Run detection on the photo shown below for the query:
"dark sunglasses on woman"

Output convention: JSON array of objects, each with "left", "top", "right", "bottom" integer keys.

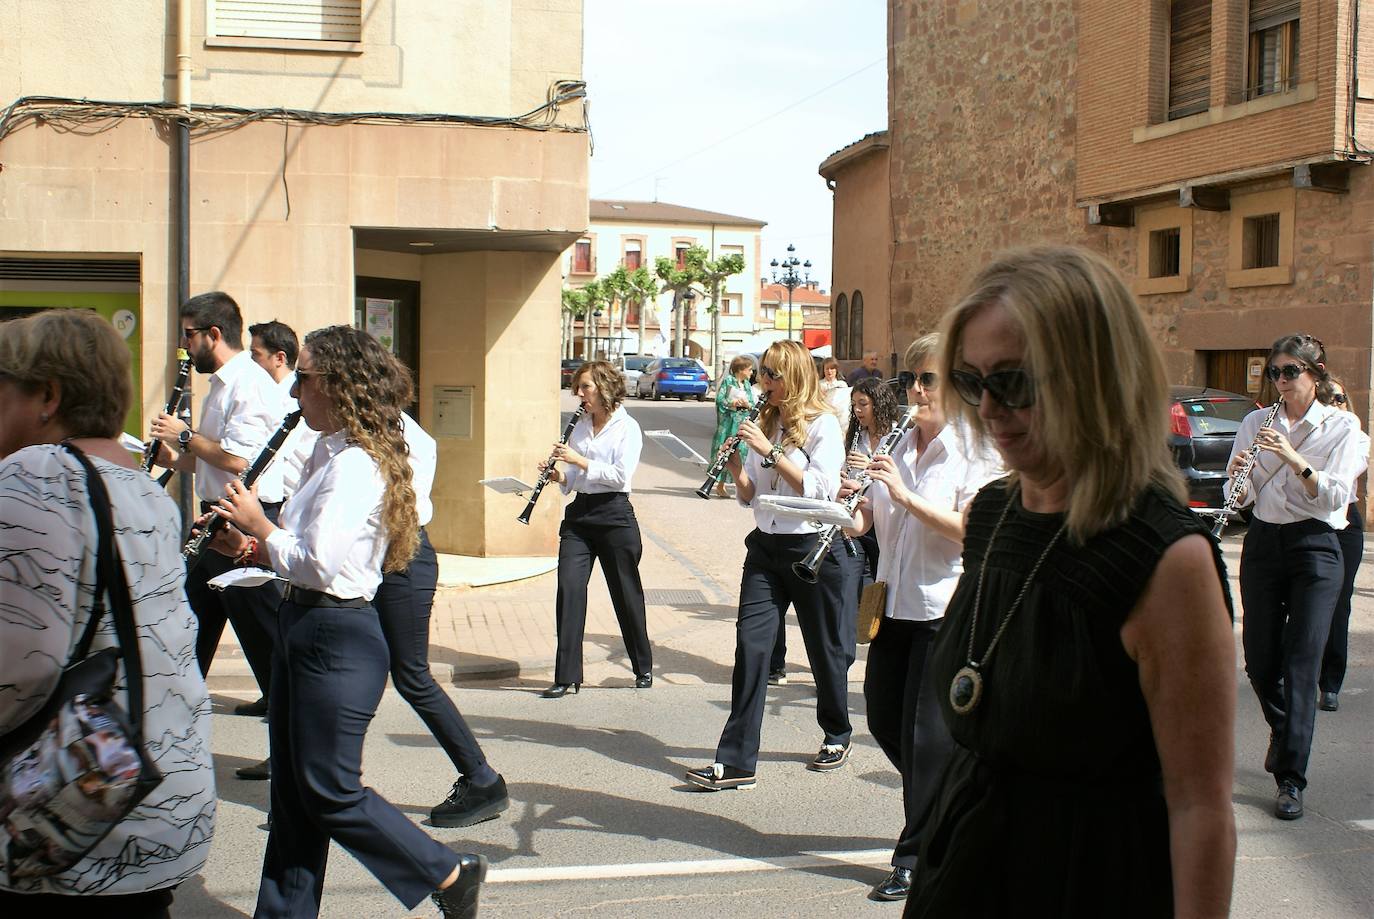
[
  {"left": 1265, "top": 363, "right": 1306, "bottom": 382},
  {"left": 894, "top": 371, "right": 939, "bottom": 391},
  {"left": 949, "top": 367, "right": 1036, "bottom": 410}
]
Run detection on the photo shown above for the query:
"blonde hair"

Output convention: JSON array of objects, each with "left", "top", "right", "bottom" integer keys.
[
  {"left": 303, "top": 326, "right": 418, "bottom": 573},
  {"left": 939, "top": 246, "right": 1184, "bottom": 542},
  {"left": 572, "top": 360, "right": 626, "bottom": 411},
  {"left": 760, "top": 339, "right": 832, "bottom": 451},
  {"left": 0, "top": 310, "right": 131, "bottom": 438},
  {"left": 904, "top": 333, "right": 940, "bottom": 371}
]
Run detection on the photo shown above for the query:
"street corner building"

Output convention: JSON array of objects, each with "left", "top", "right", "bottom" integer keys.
[
  {"left": 0, "top": 0, "right": 591, "bottom": 557},
  {"left": 823, "top": 0, "right": 1374, "bottom": 493}
]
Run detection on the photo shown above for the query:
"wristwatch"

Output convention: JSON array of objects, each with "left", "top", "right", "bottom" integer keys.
[
  {"left": 761, "top": 443, "right": 784, "bottom": 468},
  {"left": 177, "top": 428, "right": 195, "bottom": 449},
  {"left": 1300, "top": 465, "right": 1313, "bottom": 479}
]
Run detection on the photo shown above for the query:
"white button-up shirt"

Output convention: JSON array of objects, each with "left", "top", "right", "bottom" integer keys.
[
  {"left": 263, "top": 371, "right": 317, "bottom": 501},
  {"left": 870, "top": 423, "right": 1002, "bottom": 622},
  {"left": 404, "top": 413, "right": 437, "bottom": 527},
  {"left": 195, "top": 349, "right": 286, "bottom": 503},
  {"left": 559, "top": 406, "right": 643, "bottom": 495},
  {"left": 265, "top": 431, "right": 387, "bottom": 600},
  {"left": 740, "top": 410, "right": 844, "bottom": 534},
  {"left": 1225, "top": 399, "right": 1366, "bottom": 529}
]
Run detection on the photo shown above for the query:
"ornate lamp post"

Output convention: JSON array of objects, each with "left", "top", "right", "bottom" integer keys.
[{"left": 769, "top": 244, "right": 811, "bottom": 342}]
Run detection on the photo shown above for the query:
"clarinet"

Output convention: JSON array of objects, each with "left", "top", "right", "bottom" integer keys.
[
  {"left": 143, "top": 350, "right": 192, "bottom": 482},
  {"left": 517, "top": 405, "right": 587, "bottom": 525},
  {"left": 792, "top": 404, "right": 921, "bottom": 584},
  {"left": 1211, "top": 398, "right": 1283, "bottom": 540},
  {"left": 836, "top": 415, "right": 866, "bottom": 557},
  {"left": 696, "top": 395, "right": 767, "bottom": 499},
  {"left": 182, "top": 410, "right": 302, "bottom": 565}
]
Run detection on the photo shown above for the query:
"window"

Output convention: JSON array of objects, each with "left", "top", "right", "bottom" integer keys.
[
  {"left": 675, "top": 245, "right": 690, "bottom": 270},
  {"left": 209, "top": 0, "right": 362, "bottom": 43},
  {"left": 1168, "top": 0, "right": 1211, "bottom": 120},
  {"left": 848, "top": 291, "right": 864, "bottom": 360},
  {"left": 720, "top": 295, "right": 742, "bottom": 316},
  {"left": 572, "top": 239, "right": 592, "bottom": 274},
  {"left": 833, "top": 293, "right": 849, "bottom": 361},
  {"left": 624, "top": 239, "right": 642, "bottom": 270},
  {"left": 1243, "top": 213, "right": 1281, "bottom": 269},
  {"left": 1247, "top": 1, "right": 1299, "bottom": 99},
  {"left": 1149, "top": 227, "right": 1182, "bottom": 278}
]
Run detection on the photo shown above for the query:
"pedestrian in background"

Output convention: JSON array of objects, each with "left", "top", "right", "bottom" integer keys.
[
  {"left": 907, "top": 246, "right": 1236, "bottom": 918},
  {"left": 1317, "top": 375, "right": 1368, "bottom": 713},
  {"left": 845, "top": 350, "right": 883, "bottom": 387},
  {"left": 819, "top": 356, "right": 851, "bottom": 417},
  {"left": 710, "top": 355, "right": 757, "bottom": 498}
]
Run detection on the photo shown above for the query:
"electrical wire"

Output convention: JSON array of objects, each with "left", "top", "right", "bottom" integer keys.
[{"left": 0, "top": 81, "right": 589, "bottom": 144}]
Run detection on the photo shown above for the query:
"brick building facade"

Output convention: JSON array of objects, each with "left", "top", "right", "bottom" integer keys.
[{"left": 850, "top": 0, "right": 1373, "bottom": 422}]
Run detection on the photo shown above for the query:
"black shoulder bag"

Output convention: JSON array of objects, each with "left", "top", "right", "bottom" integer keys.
[{"left": 0, "top": 444, "right": 163, "bottom": 881}]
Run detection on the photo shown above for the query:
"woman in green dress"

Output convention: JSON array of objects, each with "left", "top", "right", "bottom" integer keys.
[{"left": 710, "top": 356, "right": 757, "bottom": 497}]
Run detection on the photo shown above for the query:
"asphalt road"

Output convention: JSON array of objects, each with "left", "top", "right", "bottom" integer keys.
[{"left": 179, "top": 396, "right": 1373, "bottom": 918}]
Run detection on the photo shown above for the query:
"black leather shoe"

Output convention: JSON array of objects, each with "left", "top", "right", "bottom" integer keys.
[
  {"left": 870, "top": 866, "right": 912, "bottom": 901},
  {"left": 635, "top": 673, "right": 653, "bottom": 689},
  {"left": 685, "top": 763, "right": 756, "bottom": 791},
  {"left": 432, "top": 775, "right": 510, "bottom": 828},
  {"left": 1319, "top": 691, "right": 1339, "bottom": 712},
  {"left": 431, "top": 853, "right": 488, "bottom": 919},
  {"left": 808, "top": 743, "right": 851, "bottom": 771},
  {"left": 234, "top": 696, "right": 269, "bottom": 717},
  {"left": 1275, "top": 781, "right": 1303, "bottom": 820},
  {"left": 541, "top": 682, "right": 580, "bottom": 699},
  {"left": 236, "top": 757, "right": 271, "bottom": 780}
]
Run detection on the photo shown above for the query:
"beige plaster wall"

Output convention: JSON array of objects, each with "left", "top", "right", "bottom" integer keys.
[
  {"left": 829, "top": 147, "right": 892, "bottom": 365},
  {"left": 0, "top": 0, "right": 584, "bottom": 119}
]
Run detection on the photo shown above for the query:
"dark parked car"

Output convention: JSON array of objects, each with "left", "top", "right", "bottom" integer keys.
[
  {"left": 560, "top": 358, "right": 583, "bottom": 389},
  {"left": 1169, "top": 386, "right": 1259, "bottom": 512},
  {"left": 635, "top": 357, "right": 709, "bottom": 401}
]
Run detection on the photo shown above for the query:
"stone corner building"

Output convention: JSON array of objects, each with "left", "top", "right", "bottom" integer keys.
[{"left": 834, "top": 0, "right": 1372, "bottom": 426}]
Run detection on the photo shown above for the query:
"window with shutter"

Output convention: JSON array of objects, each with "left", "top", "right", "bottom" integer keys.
[
  {"left": 1167, "top": 0, "right": 1211, "bottom": 121},
  {"left": 848, "top": 291, "right": 864, "bottom": 360},
  {"left": 210, "top": 1, "right": 363, "bottom": 43},
  {"left": 1246, "top": 0, "right": 1300, "bottom": 99},
  {"left": 833, "top": 293, "right": 849, "bottom": 361}
]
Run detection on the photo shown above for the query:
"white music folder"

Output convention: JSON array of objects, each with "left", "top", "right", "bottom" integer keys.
[
  {"left": 208, "top": 567, "right": 285, "bottom": 590},
  {"left": 480, "top": 476, "right": 536, "bottom": 495},
  {"left": 644, "top": 430, "right": 709, "bottom": 466},
  {"left": 756, "top": 495, "right": 856, "bottom": 529}
]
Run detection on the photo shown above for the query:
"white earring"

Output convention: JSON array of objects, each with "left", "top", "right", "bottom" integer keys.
[{"left": 38, "top": 412, "right": 50, "bottom": 423}]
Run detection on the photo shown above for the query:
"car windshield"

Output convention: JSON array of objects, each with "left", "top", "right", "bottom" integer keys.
[
  {"left": 1180, "top": 398, "right": 1254, "bottom": 436},
  {"left": 625, "top": 357, "right": 649, "bottom": 370}
]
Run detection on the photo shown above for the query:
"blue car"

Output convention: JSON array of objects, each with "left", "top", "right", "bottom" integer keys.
[{"left": 635, "top": 358, "right": 709, "bottom": 401}]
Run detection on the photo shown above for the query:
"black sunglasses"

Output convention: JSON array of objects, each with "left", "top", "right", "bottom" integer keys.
[
  {"left": 181, "top": 326, "right": 211, "bottom": 340},
  {"left": 949, "top": 367, "right": 1036, "bottom": 410},
  {"left": 889, "top": 372, "right": 939, "bottom": 390},
  {"left": 758, "top": 365, "right": 782, "bottom": 381},
  {"left": 1266, "top": 363, "right": 1306, "bottom": 382}
]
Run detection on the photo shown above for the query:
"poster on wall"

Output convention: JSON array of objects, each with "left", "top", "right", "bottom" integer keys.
[{"left": 365, "top": 298, "right": 397, "bottom": 354}]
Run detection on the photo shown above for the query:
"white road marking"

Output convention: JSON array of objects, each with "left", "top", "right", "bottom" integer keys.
[
  {"left": 1348, "top": 819, "right": 1374, "bottom": 832},
  {"left": 487, "top": 849, "right": 892, "bottom": 884}
]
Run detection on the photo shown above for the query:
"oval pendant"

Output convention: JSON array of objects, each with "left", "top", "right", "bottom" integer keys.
[{"left": 949, "top": 666, "right": 983, "bottom": 715}]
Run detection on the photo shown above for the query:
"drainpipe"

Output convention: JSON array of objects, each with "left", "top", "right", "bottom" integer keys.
[{"left": 175, "top": 0, "right": 194, "bottom": 531}]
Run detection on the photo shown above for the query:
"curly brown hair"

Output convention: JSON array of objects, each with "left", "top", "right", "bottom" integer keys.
[
  {"left": 302, "top": 325, "right": 418, "bottom": 573},
  {"left": 572, "top": 360, "right": 626, "bottom": 412}
]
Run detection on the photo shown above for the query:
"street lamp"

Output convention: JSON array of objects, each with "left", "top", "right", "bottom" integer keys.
[
  {"left": 678, "top": 288, "right": 696, "bottom": 357},
  {"left": 770, "top": 244, "right": 811, "bottom": 343}
]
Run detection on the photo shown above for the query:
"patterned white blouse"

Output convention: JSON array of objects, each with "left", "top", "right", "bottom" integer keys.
[{"left": 0, "top": 445, "right": 216, "bottom": 895}]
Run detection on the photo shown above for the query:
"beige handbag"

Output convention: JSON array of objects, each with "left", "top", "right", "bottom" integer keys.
[{"left": 857, "top": 580, "right": 887, "bottom": 644}]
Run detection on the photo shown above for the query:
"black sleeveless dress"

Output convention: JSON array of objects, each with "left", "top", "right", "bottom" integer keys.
[{"left": 905, "top": 479, "right": 1231, "bottom": 919}]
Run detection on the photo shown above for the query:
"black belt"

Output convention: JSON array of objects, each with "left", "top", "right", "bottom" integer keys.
[{"left": 281, "top": 584, "right": 369, "bottom": 608}]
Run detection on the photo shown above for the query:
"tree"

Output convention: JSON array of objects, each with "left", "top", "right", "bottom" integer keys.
[
  {"left": 654, "top": 246, "right": 711, "bottom": 358},
  {"left": 579, "top": 278, "right": 610, "bottom": 360},
  {"left": 627, "top": 266, "right": 657, "bottom": 355},
  {"left": 697, "top": 252, "right": 746, "bottom": 378},
  {"left": 603, "top": 265, "right": 634, "bottom": 368},
  {"left": 561, "top": 286, "right": 588, "bottom": 359}
]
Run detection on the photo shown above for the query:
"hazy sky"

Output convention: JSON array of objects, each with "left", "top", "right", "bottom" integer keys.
[{"left": 583, "top": 0, "right": 888, "bottom": 291}]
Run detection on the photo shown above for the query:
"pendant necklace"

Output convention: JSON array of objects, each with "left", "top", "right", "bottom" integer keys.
[{"left": 949, "top": 486, "right": 1066, "bottom": 716}]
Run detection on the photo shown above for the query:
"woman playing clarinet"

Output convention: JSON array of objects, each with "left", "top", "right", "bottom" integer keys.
[
  {"left": 686, "top": 339, "right": 851, "bottom": 790},
  {"left": 538, "top": 360, "right": 652, "bottom": 699}
]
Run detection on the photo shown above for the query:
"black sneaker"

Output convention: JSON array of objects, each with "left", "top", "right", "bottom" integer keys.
[
  {"left": 432, "top": 775, "right": 510, "bottom": 828},
  {"left": 809, "top": 743, "right": 850, "bottom": 771},
  {"left": 685, "top": 763, "right": 756, "bottom": 791},
  {"left": 431, "top": 853, "right": 488, "bottom": 919},
  {"left": 234, "top": 696, "right": 269, "bottom": 717},
  {"left": 767, "top": 669, "right": 787, "bottom": 685}
]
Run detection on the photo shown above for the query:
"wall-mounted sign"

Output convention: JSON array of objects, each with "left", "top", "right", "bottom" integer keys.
[
  {"left": 433, "top": 385, "right": 473, "bottom": 439},
  {"left": 1247, "top": 356, "right": 1264, "bottom": 394}
]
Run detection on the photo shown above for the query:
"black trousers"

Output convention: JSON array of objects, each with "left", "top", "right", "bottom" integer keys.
[
  {"left": 256, "top": 598, "right": 458, "bottom": 918},
  {"left": 373, "top": 528, "right": 491, "bottom": 778},
  {"left": 1240, "top": 518, "right": 1343, "bottom": 789},
  {"left": 186, "top": 501, "right": 282, "bottom": 693},
  {"left": 1320, "top": 504, "right": 1364, "bottom": 695},
  {"left": 716, "top": 529, "right": 854, "bottom": 773},
  {"left": 770, "top": 529, "right": 874, "bottom": 673},
  {"left": 554, "top": 496, "right": 652, "bottom": 685},
  {"left": 863, "top": 617, "right": 951, "bottom": 868}
]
